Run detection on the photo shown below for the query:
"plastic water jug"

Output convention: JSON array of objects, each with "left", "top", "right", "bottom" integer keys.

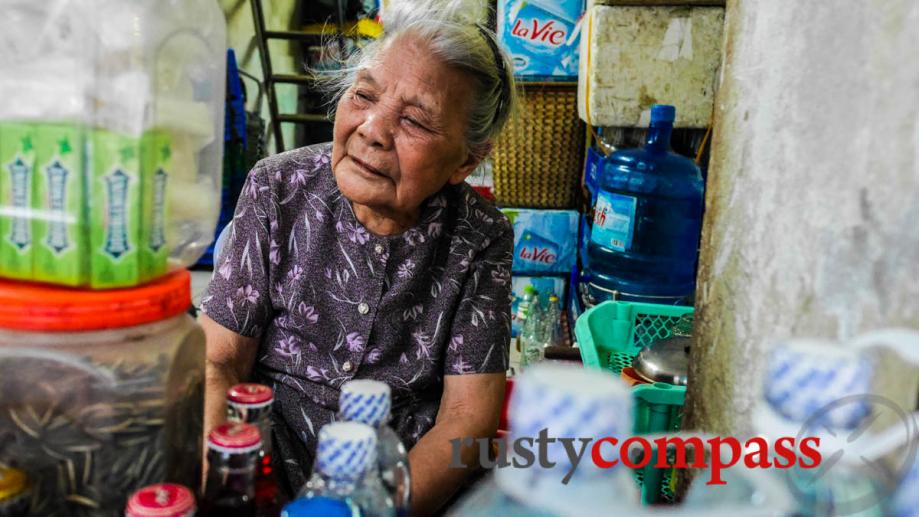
[{"left": 587, "top": 104, "right": 704, "bottom": 300}]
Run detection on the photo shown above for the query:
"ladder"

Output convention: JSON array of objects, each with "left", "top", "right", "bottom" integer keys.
[{"left": 250, "top": 0, "right": 346, "bottom": 153}]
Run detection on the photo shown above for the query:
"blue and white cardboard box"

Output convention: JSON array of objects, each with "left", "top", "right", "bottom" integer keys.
[
  {"left": 497, "top": 0, "right": 584, "bottom": 79},
  {"left": 501, "top": 208, "right": 578, "bottom": 275}
]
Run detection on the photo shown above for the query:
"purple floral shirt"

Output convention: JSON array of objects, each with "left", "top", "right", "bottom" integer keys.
[{"left": 201, "top": 143, "right": 512, "bottom": 494}]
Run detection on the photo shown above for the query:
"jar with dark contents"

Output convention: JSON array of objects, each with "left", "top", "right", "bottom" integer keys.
[
  {"left": 0, "top": 271, "right": 204, "bottom": 516},
  {"left": 226, "top": 383, "right": 280, "bottom": 516}
]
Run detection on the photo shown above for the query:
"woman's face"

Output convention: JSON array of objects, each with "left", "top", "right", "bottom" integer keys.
[{"left": 332, "top": 36, "right": 480, "bottom": 222}]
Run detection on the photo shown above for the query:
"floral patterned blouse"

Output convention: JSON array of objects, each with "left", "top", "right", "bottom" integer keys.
[{"left": 201, "top": 143, "right": 513, "bottom": 495}]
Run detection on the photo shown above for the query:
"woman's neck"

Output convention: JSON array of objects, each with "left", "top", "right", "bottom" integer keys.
[{"left": 352, "top": 202, "right": 420, "bottom": 236}]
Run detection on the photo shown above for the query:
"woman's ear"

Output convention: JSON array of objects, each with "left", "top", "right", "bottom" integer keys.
[{"left": 448, "top": 142, "right": 493, "bottom": 185}]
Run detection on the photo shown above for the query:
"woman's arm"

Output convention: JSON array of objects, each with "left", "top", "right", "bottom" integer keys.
[
  {"left": 201, "top": 314, "right": 261, "bottom": 437},
  {"left": 407, "top": 371, "right": 506, "bottom": 516}
]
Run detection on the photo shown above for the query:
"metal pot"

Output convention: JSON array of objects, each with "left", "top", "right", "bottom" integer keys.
[{"left": 631, "top": 335, "right": 691, "bottom": 386}]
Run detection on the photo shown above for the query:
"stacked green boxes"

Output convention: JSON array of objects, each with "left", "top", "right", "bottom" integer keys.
[
  {"left": 139, "top": 129, "right": 171, "bottom": 283},
  {"left": 89, "top": 129, "right": 142, "bottom": 288},
  {"left": 0, "top": 123, "right": 36, "bottom": 280},
  {"left": 33, "top": 124, "right": 88, "bottom": 286},
  {"left": 1, "top": 124, "right": 174, "bottom": 288}
]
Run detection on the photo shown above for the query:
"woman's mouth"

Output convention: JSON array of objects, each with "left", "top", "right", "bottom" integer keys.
[{"left": 350, "top": 156, "right": 387, "bottom": 179}]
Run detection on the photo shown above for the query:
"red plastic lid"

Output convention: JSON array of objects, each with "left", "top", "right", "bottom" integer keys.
[
  {"left": 208, "top": 422, "right": 262, "bottom": 453},
  {"left": 125, "top": 483, "right": 196, "bottom": 517},
  {"left": 0, "top": 270, "right": 191, "bottom": 332},
  {"left": 227, "top": 383, "right": 274, "bottom": 406}
]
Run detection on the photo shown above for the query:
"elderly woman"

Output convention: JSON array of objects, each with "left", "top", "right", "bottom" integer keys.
[{"left": 200, "top": 3, "right": 516, "bottom": 514}]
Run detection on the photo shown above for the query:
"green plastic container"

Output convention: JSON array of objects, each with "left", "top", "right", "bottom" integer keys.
[{"left": 575, "top": 300, "right": 694, "bottom": 504}]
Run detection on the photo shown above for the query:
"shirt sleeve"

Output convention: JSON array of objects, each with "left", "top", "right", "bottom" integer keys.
[
  {"left": 200, "top": 164, "right": 274, "bottom": 338},
  {"left": 444, "top": 225, "right": 513, "bottom": 375}
]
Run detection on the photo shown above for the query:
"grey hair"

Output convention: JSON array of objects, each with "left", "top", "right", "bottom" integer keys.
[{"left": 315, "top": 0, "right": 517, "bottom": 155}]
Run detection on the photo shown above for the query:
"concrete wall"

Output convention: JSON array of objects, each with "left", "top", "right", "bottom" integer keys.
[{"left": 687, "top": 0, "right": 919, "bottom": 435}]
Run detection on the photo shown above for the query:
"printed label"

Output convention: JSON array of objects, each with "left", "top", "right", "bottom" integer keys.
[
  {"left": 149, "top": 168, "right": 167, "bottom": 252},
  {"left": 7, "top": 157, "right": 31, "bottom": 250},
  {"left": 104, "top": 169, "right": 131, "bottom": 259},
  {"left": 591, "top": 192, "right": 637, "bottom": 252},
  {"left": 516, "top": 230, "right": 559, "bottom": 266},
  {"left": 511, "top": 17, "right": 568, "bottom": 47},
  {"left": 45, "top": 160, "right": 70, "bottom": 253}
]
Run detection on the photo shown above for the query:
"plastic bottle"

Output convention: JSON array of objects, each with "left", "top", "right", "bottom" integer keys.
[
  {"left": 338, "top": 380, "right": 411, "bottom": 516},
  {"left": 587, "top": 104, "right": 704, "bottom": 302},
  {"left": 296, "top": 422, "right": 394, "bottom": 517},
  {"left": 447, "top": 362, "right": 638, "bottom": 516},
  {"left": 514, "top": 285, "right": 538, "bottom": 328},
  {"left": 519, "top": 292, "right": 544, "bottom": 368},
  {"left": 544, "top": 294, "right": 561, "bottom": 347}
]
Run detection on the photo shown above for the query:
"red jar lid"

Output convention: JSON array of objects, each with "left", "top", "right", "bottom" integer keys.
[
  {"left": 227, "top": 383, "right": 274, "bottom": 406},
  {"left": 208, "top": 422, "right": 262, "bottom": 453},
  {"left": 0, "top": 270, "right": 191, "bottom": 332},
  {"left": 125, "top": 483, "right": 196, "bottom": 517}
]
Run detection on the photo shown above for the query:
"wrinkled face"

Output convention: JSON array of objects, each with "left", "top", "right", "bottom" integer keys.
[{"left": 331, "top": 36, "right": 480, "bottom": 221}]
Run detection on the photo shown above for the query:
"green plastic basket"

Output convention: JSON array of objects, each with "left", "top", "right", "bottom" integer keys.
[{"left": 575, "top": 300, "right": 694, "bottom": 505}]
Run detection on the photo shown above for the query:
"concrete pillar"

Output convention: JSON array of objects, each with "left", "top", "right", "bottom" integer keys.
[{"left": 687, "top": 0, "right": 919, "bottom": 436}]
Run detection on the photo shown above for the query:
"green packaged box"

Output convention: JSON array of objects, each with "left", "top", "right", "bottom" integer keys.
[
  {"left": 0, "top": 123, "right": 36, "bottom": 280},
  {"left": 90, "top": 129, "right": 141, "bottom": 288},
  {"left": 33, "top": 124, "right": 88, "bottom": 286},
  {"left": 140, "top": 129, "right": 171, "bottom": 283}
]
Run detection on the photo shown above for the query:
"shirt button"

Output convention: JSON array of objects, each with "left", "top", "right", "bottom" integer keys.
[
  {"left": 374, "top": 244, "right": 384, "bottom": 254},
  {"left": 343, "top": 360, "right": 353, "bottom": 372},
  {"left": 358, "top": 302, "right": 370, "bottom": 315}
]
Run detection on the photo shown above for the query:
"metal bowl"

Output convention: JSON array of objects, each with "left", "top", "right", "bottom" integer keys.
[{"left": 631, "top": 335, "right": 691, "bottom": 386}]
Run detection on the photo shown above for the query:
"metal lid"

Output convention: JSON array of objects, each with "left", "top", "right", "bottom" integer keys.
[
  {"left": 227, "top": 383, "right": 274, "bottom": 407},
  {"left": 632, "top": 336, "right": 691, "bottom": 386},
  {"left": 207, "top": 422, "right": 262, "bottom": 454},
  {"left": 125, "top": 483, "right": 196, "bottom": 517}
]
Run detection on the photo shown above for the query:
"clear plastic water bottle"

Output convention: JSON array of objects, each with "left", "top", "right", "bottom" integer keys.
[
  {"left": 449, "top": 362, "right": 638, "bottom": 516},
  {"left": 339, "top": 380, "right": 411, "bottom": 516},
  {"left": 543, "top": 294, "right": 562, "bottom": 347},
  {"left": 295, "top": 422, "right": 394, "bottom": 517},
  {"left": 515, "top": 285, "right": 538, "bottom": 328},
  {"left": 587, "top": 104, "right": 704, "bottom": 302},
  {"left": 520, "top": 293, "right": 545, "bottom": 368}
]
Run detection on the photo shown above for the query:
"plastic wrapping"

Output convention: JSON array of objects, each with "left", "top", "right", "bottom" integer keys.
[{"left": 0, "top": 0, "right": 226, "bottom": 288}]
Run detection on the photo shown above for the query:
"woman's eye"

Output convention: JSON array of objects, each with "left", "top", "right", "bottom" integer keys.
[
  {"left": 402, "top": 117, "right": 426, "bottom": 130},
  {"left": 354, "top": 91, "right": 372, "bottom": 102}
]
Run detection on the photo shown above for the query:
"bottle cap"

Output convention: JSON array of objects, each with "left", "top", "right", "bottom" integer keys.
[
  {"left": 0, "top": 467, "right": 27, "bottom": 502},
  {"left": 316, "top": 422, "right": 377, "bottom": 483},
  {"left": 502, "top": 362, "right": 632, "bottom": 478},
  {"left": 523, "top": 285, "right": 538, "bottom": 295},
  {"left": 227, "top": 383, "right": 274, "bottom": 408},
  {"left": 650, "top": 104, "right": 676, "bottom": 124},
  {"left": 281, "top": 497, "right": 352, "bottom": 517},
  {"left": 339, "top": 379, "right": 391, "bottom": 427},
  {"left": 125, "top": 483, "right": 196, "bottom": 517},
  {"left": 764, "top": 340, "right": 874, "bottom": 429},
  {"left": 207, "top": 422, "right": 262, "bottom": 454}
]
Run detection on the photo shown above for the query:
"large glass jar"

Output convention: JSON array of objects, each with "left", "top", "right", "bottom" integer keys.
[
  {"left": 0, "top": 0, "right": 226, "bottom": 288},
  {"left": 0, "top": 270, "right": 204, "bottom": 516}
]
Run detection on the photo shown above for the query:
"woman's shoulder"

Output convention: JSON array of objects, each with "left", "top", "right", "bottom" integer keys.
[
  {"left": 248, "top": 142, "right": 335, "bottom": 192},
  {"left": 444, "top": 182, "right": 513, "bottom": 246}
]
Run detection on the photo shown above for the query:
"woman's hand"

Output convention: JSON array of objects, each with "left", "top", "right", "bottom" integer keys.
[
  {"left": 407, "top": 372, "right": 505, "bottom": 516},
  {"left": 199, "top": 314, "right": 260, "bottom": 486}
]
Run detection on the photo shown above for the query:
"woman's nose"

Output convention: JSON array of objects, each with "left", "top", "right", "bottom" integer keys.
[{"left": 356, "top": 110, "right": 394, "bottom": 150}]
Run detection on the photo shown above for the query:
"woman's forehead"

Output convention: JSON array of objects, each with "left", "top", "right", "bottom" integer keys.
[{"left": 357, "top": 39, "right": 473, "bottom": 116}]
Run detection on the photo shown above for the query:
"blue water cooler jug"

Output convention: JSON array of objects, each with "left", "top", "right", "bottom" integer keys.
[{"left": 586, "top": 104, "right": 704, "bottom": 302}]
